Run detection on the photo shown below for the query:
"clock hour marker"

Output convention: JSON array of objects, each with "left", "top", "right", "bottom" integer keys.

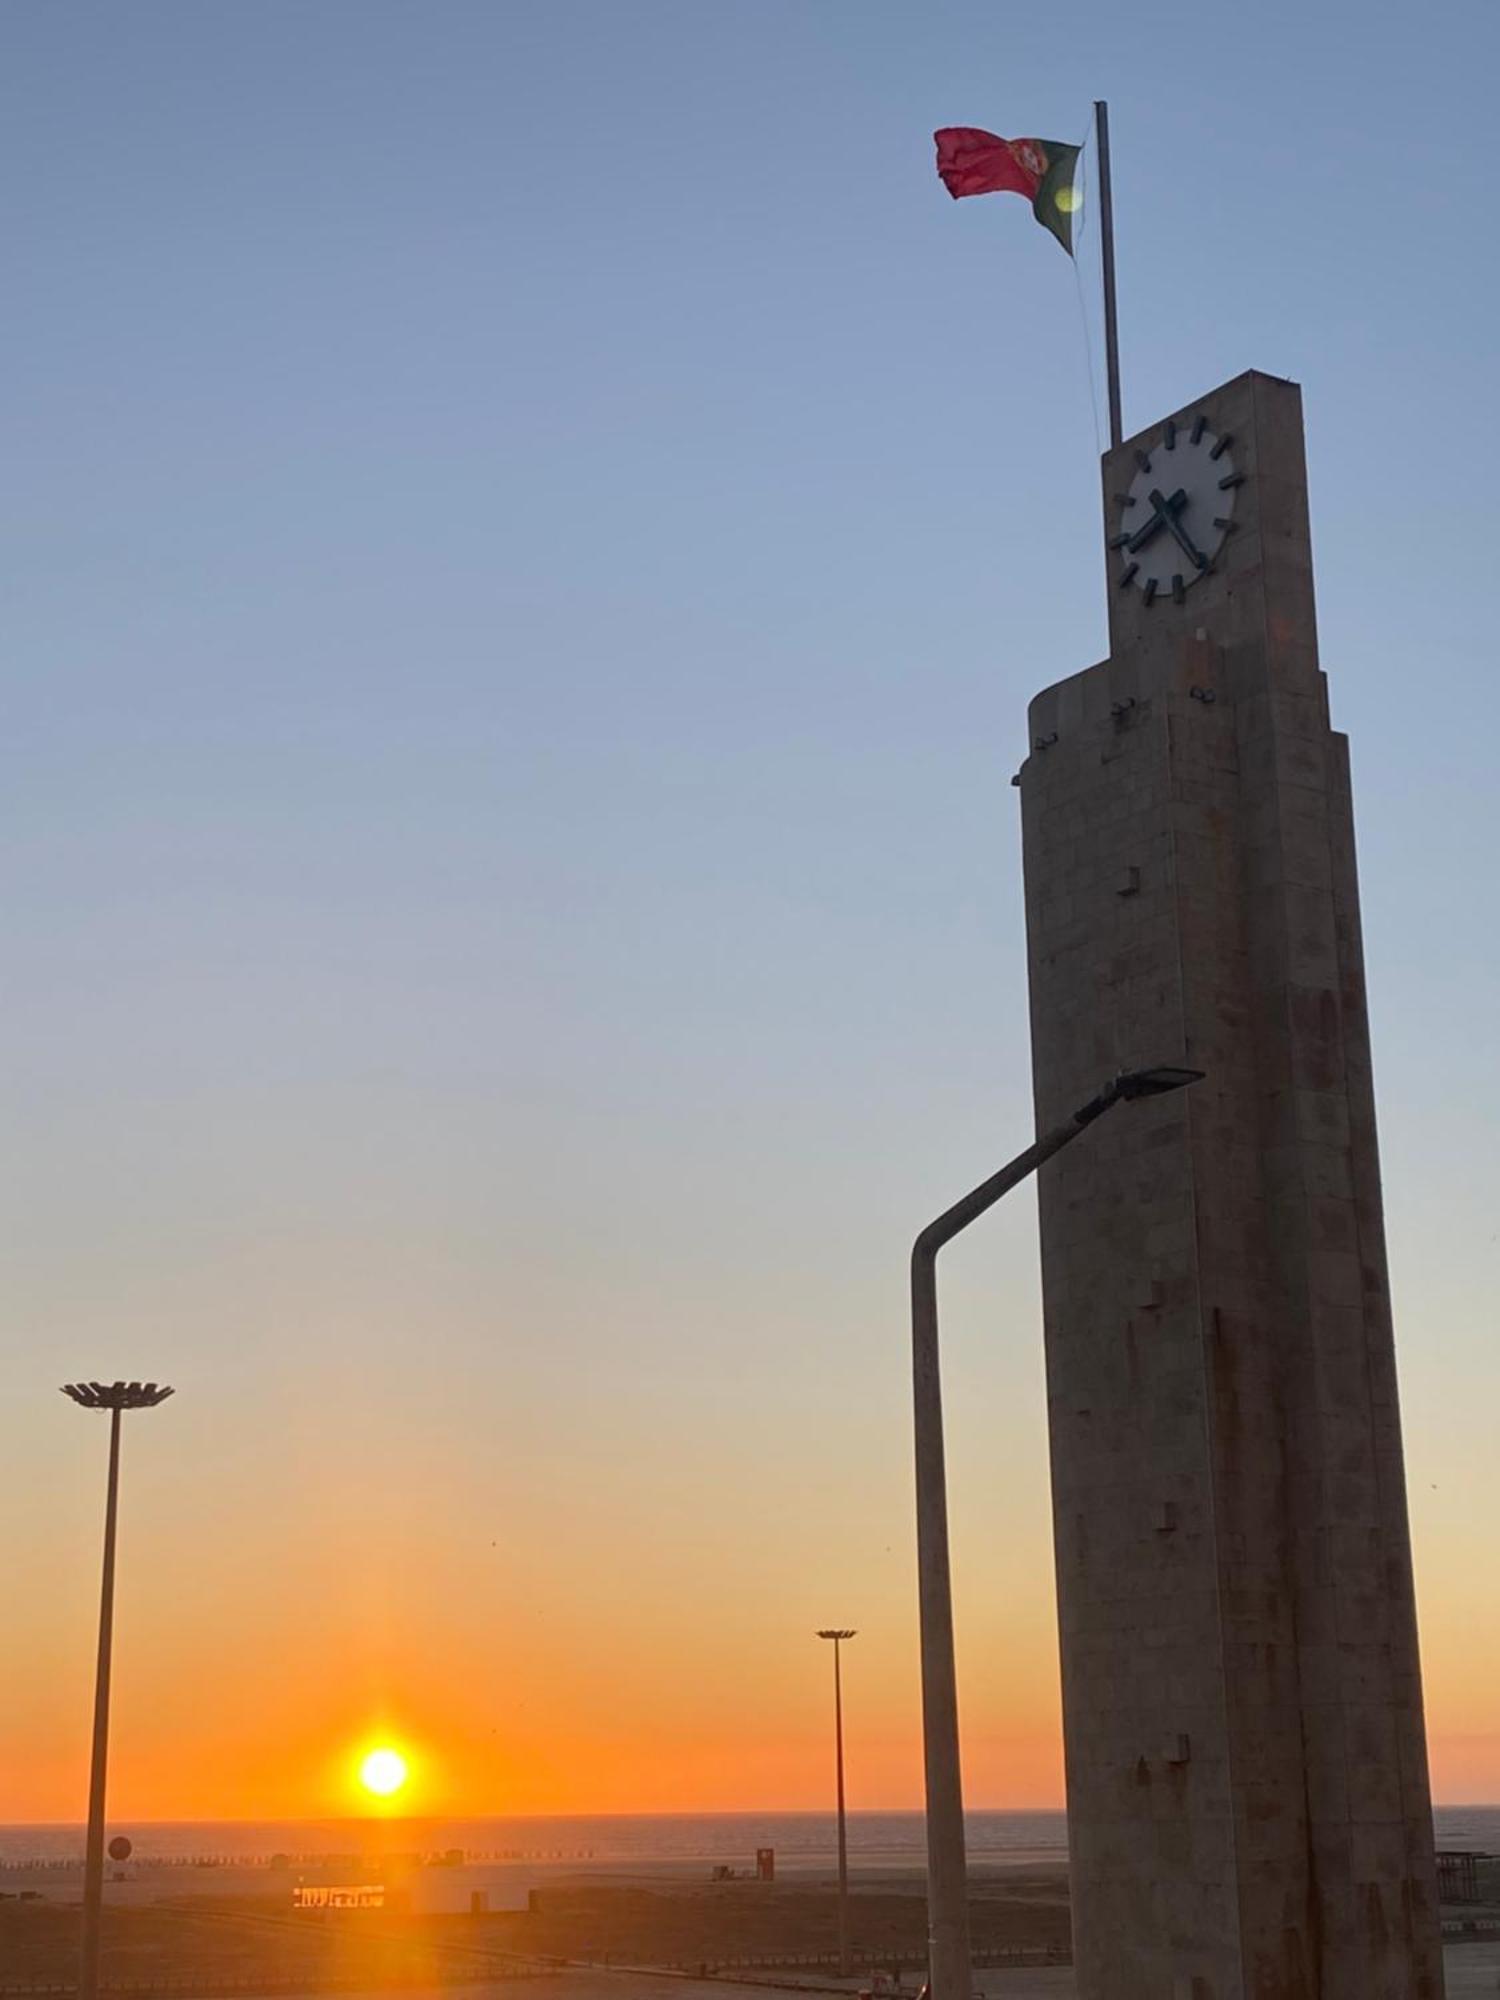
[
  {"left": 1209, "top": 433, "right": 1233, "bottom": 460},
  {"left": 1143, "top": 577, "right": 1158, "bottom": 605},
  {"left": 1113, "top": 492, "right": 1137, "bottom": 508},
  {"left": 1108, "top": 531, "right": 1132, "bottom": 549},
  {"left": 1118, "top": 561, "right": 1139, "bottom": 587},
  {"left": 1191, "top": 414, "right": 1207, "bottom": 444},
  {"left": 1213, "top": 516, "right": 1237, "bottom": 532},
  {"left": 1163, "top": 420, "right": 1177, "bottom": 450},
  {"left": 1172, "top": 574, "right": 1186, "bottom": 604},
  {"left": 1135, "top": 449, "right": 1152, "bottom": 473},
  {"left": 1217, "top": 473, "right": 1245, "bottom": 491}
]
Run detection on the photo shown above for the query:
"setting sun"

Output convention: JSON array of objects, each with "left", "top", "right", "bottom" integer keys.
[{"left": 358, "top": 1747, "right": 408, "bottom": 1799}]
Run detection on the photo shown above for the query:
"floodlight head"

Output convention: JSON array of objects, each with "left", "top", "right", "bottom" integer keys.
[
  {"left": 61, "top": 1381, "right": 175, "bottom": 1411},
  {"left": 1114, "top": 1065, "right": 1206, "bottom": 1101},
  {"left": 817, "top": 1629, "right": 857, "bottom": 1641}
]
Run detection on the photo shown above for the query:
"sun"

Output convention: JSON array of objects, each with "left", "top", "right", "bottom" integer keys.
[{"left": 358, "top": 1747, "right": 409, "bottom": 1799}]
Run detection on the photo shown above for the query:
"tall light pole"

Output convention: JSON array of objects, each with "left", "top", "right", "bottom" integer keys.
[
  {"left": 816, "top": 1628, "right": 856, "bottom": 1976},
  {"left": 911, "top": 1066, "right": 1202, "bottom": 2000},
  {"left": 62, "top": 1380, "right": 175, "bottom": 2000}
]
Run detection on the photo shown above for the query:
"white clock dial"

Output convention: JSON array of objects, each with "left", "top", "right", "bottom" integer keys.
[{"left": 1111, "top": 415, "right": 1242, "bottom": 604}]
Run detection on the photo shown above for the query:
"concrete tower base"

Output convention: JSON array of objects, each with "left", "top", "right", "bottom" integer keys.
[{"left": 1019, "top": 373, "right": 1443, "bottom": 1998}]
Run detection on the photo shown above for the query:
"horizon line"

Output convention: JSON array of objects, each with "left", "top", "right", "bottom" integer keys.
[{"left": 4, "top": 1801, "right": 1495, "bottom": 1830}]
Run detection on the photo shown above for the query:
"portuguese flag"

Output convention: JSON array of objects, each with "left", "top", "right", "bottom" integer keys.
[{"left": 934, "top": 128, "right": 1081, "bottom": 255}]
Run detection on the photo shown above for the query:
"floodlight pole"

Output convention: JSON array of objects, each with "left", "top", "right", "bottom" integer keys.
[
  {"left": 817, "top": 1629, "right": 856, "bottom": 1975},
  {"left": 912, "top": 1068, "right": 1201, "bottom": 2000},
  {"left": 80, "top": 1402, "right": 123, "bottom": 2000},
  {"left": 62, "top": 1382, "right": 175, "bottom": 2000}
]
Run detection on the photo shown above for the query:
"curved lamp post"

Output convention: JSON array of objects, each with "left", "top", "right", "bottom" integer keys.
[
  {"left": 912, "top": 1067, "right": 1202, "bottom": 2000},
  {"left": 816, "top": 1628, "right": 856, "bottom": 1974},
  {"left": 61, "top": 1381, "right": 175, "bottom": 2000}
]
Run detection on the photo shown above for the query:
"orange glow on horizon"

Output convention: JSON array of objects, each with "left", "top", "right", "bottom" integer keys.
[{"left": 5, "top": 1370, "right": 1496, "bottom": 1822}]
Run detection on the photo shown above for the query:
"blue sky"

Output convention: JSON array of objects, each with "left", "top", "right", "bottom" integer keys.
[{"left": 3, "top": 0, "right": 1498, "bottom": 1813}]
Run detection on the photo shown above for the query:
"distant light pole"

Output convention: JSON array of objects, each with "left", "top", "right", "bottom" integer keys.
[
  {"left": 912, "top": 1067, "right": 1203, "bottom": 2000},
  {"left": 62, "top": 1380, "right": 175, "bottom": 2000},
  {"left": 816, "top": 1628, "right": 856, "bottom": 1976}
]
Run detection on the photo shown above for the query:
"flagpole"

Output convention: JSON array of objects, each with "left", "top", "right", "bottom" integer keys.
[{"left": 1094, "top": 100, "right": 1123, "bottom": 449}]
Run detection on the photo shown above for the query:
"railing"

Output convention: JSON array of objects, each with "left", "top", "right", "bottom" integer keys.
[
  {"left": 0, "top": 1973, "right": 553, "bottom": 1998},
  {"left": 0, "top": 1851, "right": 595, "bottom": 1875},
  {"left": 648, "top": 1945, "right": 1071, "bottom": 1974},
  {"left": 1442, "top": 1915, "right": 1500, "bottom": 1939}
]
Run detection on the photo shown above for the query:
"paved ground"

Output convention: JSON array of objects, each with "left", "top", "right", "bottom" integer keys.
[
  {"left": 539, "top": 1944, "right": 1500, "bottom": 1999},
  {"left": 71, "top": 1942, "right": 1496, "bottom": 2000},
  {"left": 959, "top": 1943, "right": 1500, "bottom": 1998},
  {"left": 1446, "top": 1941, "right": 1500, "bottom": 1996},
  {"left": 958, "top": 1943, "right": 1500, "bottom": 1997},
  {"left": 212, "top": 1980, "right": 1076, "bottom": 2000}
]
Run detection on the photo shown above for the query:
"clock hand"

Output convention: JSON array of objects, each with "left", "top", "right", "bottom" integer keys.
[
  {"left": 1148, "top": 486, "right": 1208, "bottom": 571},
  {"left": 1125, "top": 486, "right": 1189, "bottom": 555}
]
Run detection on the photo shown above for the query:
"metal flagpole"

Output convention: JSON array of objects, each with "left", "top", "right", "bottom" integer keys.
[{"left": 1094, "top": 100, "right": 1123, "bottom": 449}]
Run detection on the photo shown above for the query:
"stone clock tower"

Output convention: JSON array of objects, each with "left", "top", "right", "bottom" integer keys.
[{"left": 1017, "top": 372, "right": 1444, "bottom": 1998}]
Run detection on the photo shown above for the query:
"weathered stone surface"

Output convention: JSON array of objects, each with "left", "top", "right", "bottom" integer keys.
[{"left": 1019, "top": 373, "right": 1443, "bottom": 1998}]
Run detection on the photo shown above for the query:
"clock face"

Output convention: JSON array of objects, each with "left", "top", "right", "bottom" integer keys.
[{"left": 1111, "top": 415, "right": 1243, "bottom": 604}]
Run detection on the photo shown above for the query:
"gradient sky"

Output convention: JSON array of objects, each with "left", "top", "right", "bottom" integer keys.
[{"left": 3, "top": 0, "right": 1497, "bottom": 1824}]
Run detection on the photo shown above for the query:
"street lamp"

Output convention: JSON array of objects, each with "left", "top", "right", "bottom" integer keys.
[
  {"left": 816, "top": 1628, "right": 856, "bottom": 1976},
  {"left": 911, "top": 1066, "right": 1202, "bottom": 2000},
  {"left": 61, "top": 1380, "right": 175, "bottom": 2000}
]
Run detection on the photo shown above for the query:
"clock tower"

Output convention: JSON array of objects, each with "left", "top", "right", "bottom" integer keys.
[{"left": 1017, "top": 372, "right": 1445, "bottom": 1997}]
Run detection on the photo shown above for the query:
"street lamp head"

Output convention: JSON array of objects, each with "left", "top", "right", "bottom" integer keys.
[
  {"left": 817, "top": 1629, "right": 857, "bottom": 1641},
  {"left": 1114, "top": 1065, "right": 1205, "bottom": 1101},
  {"left": 61, "top": 1382, "right": 175, "bottom": 1411},
  {"left": 1073, "top": 1066, "right": 1204, "bottom": 1129}
]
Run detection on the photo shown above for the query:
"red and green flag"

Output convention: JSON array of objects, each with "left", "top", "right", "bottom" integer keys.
[{"left": 934, "top": 128, "right": 1081, "bottom": 254}]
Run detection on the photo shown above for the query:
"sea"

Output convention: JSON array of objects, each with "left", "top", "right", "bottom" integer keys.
[{"left": 2, "top": 1808, "right": 1497, "bottom": 1870}]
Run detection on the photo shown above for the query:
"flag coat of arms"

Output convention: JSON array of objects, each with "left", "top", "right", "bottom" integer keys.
[{"left": 934, "top": 127, "right": 1081, "bottom": 254}]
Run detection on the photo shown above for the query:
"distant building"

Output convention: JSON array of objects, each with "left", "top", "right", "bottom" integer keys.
[{"left": 293, "top": 1884, "right": 385, "bottom": 1910}]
